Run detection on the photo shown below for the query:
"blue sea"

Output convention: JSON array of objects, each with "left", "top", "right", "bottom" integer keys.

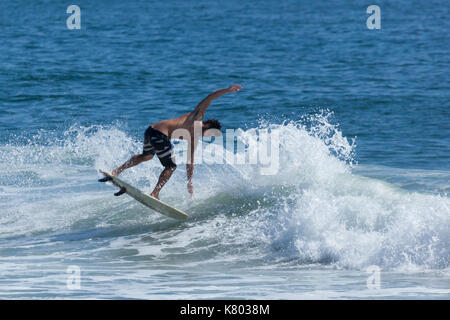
[{"left": 0, "top": 0, "right": 449, "bottom": 299}]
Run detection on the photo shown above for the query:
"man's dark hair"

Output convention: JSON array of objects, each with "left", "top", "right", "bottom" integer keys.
[{"left": 203, "top": 119, "right": 222, "bottom": 131}]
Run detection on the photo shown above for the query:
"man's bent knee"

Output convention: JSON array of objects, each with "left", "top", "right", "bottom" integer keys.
[
  {"left": 135, "top": 153, "right": 153, "bottom": 161},
  {"left": 141, "top": 154, "right": 154, "bottom": 161}
]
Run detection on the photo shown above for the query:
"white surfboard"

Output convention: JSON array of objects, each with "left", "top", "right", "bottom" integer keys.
[{"left": 98, "top": 170, "right": 188, "bottom": 220}]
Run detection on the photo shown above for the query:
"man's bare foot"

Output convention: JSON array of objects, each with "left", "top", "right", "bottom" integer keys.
[
  {"left": 111, "top": 169, "right": 121, "bottom": 177},
  {"left": 150, "top": 192, "right": 159, "bottom": 200}
]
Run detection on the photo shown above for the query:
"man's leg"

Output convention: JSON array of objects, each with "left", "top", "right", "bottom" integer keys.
[
  {"left": 150, "top": 166, "right": 176, "bottom": 199},
  {"left": 112, "top": 154, "right": 154, "bottom": 176}
]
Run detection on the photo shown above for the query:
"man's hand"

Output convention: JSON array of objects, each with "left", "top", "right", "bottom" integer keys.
[
  {"left": 228, "top": 84, "right": 243, "bottom": 92},
  {"left": 189, "top": 85, "right": 243, "bottom": 122},
  {"left": 187, "top": 181, "right": 194, "bottom": 197}
]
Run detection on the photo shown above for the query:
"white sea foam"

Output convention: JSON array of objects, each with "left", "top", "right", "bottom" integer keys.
[{"left": 0, "top": 114, "right": 448, "bottom": 274}]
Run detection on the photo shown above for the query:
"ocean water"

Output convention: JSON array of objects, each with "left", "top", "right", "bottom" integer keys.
[{"left": 0, "top": 0, "right": 449, "bottom": 299}]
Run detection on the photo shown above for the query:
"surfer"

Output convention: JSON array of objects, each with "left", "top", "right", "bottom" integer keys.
[{"left": 111, "top": 84, "right": 243, "bottom": 199}]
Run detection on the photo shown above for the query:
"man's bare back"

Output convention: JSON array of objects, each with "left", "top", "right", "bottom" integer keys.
[
  {"left": 151, "top": 113, "right": 190, "bottom": 137},
  {"left": 111, "top": 84, "right": 242, "bottom": 199}
]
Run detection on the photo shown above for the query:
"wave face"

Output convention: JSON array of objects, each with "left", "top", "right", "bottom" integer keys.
[{"left": 0, "top": 113, "right": 449, "bottom": 273}]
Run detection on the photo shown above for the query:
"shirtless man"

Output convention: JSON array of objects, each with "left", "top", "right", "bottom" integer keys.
[{"left": 111, "top": 84, "right": 243, "bottom": 199}]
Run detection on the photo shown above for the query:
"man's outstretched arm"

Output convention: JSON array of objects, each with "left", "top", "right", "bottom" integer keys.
[{"left": 188, "top": 84, "right": 242, "bottom": 121}]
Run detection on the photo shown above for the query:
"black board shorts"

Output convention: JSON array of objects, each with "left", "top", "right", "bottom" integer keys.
[{"left": 143, "top": 127, "right": 177, "bottom": 168}]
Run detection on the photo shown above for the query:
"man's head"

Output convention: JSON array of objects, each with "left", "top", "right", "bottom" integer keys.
[{"left": 202, "top": 119, "right": 222, "bottom": 137}]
